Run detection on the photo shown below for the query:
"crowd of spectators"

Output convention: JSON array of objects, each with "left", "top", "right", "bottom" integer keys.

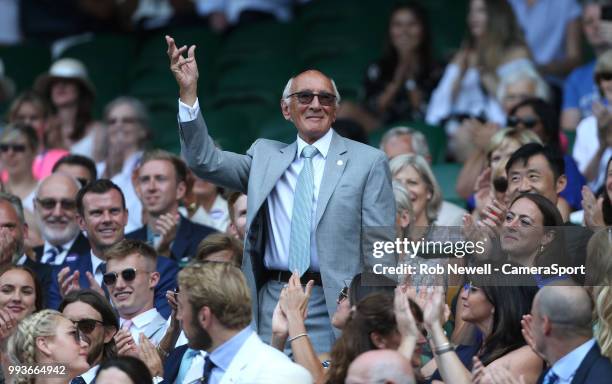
[{"left": 0, "top": 1, "right": 611, "bottom": 384}]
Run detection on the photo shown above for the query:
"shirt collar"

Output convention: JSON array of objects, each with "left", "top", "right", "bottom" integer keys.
[
  {"left": 296, "top": 128, "right": 334, "bottom": 160},
  {"left": 44, "top": 236, "right": 77, "bottom": 255},
  {"left": 209, "top": 326, "right": 253, "bottom": 372},
  {"left": 551, "top": 338, "right": 595, "bottom": 381},
  {"left": 121, "top": 308, "right": 159, "bottom": 329},
  {"left": 90, "top": 250, "right": 105, "bottom": 272},
  {"left": 80, "top": 364, "right": 99, "bottom": 384}
]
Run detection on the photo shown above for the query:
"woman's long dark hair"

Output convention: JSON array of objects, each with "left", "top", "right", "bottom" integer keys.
[
  {"left": 94, "top": 356, "right": 152, "bottom": 384},
  {"left": 378, "top": 2, "right": 434, "bottom": 82},
  {"left": 509, "top": 98, "right": 561, "bottom": 152}
]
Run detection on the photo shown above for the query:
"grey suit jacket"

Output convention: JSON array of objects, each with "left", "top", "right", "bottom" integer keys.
[{"left": 179, "top": 112, "right": 396, "bottom": 324}]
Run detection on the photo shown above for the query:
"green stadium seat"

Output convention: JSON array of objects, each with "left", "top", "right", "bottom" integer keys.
[
  {"left": 432, "top": 163, "right": 464, "bottom": 207},
  {"left": 0, "top": 42, "right": 50, "bottom": 93},
  {"left": 258, "top": 113, "right": 296, "bottom": 144}
]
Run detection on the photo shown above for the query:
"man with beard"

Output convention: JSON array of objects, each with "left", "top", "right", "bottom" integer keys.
[
  {"left": 47, "top": 179, "right": 178, "bottom": 317},
  {"left": 32, "top": 173, "right": 89, "bottom": 266},
  {"left": 59, "top": 289, "right": 118, "bottom": 384},
  {"left": 163, "top": 262, "right": 311, "bottom": 384}
]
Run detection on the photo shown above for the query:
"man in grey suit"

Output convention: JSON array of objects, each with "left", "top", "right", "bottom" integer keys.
[{"left": 166, "top": 36, "right": 396, "bottom": 353}]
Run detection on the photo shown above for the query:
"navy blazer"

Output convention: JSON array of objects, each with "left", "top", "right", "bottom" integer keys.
[
  {"left": 46, "top": 238, "right": 179, "bottom": 318},
  {"left": 126, "top": 215, "right": 216, "bottom": 264},
  {"left": 32, "top": 232, "right": 91, "bottom": 263},
  {"left": 162, "top": 344, "right": 189, "bottom": 384},
  {"left": 537, "top": 343, "right": 612, "bottom": 384},
  {"left": 21, "top": 257, "right": 53, "bottom": 307}
]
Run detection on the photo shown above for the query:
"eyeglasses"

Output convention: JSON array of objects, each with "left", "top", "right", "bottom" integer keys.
[
  {"left": 74, "top": 318, "right": 105, "bottom": 334},
  {"left": 0, "top": 144, "right": 27, "bottom": 153},
  {"left": 288, "top": 91, "right": 337, "bottom": 106},
  {"left": 103, "top": 268, "right": 141, "bottom": 286},
  {"left": 107, "top": 117, "right": 139, "bottom": 125},
  {"left": 338, "top": 286, "right": 349, "bottom": 303},
  {"left": 507, "top": 116, "right": 539, "bottom": 129},
  {"left": 69, "top": 327, "right": 83, "bottom": 344},
  {"left": 454, "top": 113, "right": 487, "bottom": 124},
  {"left": 36, "top": 198, "right": 77, "bottom": 211}
]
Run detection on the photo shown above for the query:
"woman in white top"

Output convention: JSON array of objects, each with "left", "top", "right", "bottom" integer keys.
[{"left": 426, "top": 0, "right": 532, "bottom": 161}]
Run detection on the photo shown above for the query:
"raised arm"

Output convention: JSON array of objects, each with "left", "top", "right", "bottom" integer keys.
[{"left": 166, "top": 35, "right": 198, "bottom": 107}]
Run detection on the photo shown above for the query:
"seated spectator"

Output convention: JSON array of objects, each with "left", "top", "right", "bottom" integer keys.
[
  {"left": 0, "top": 264, "right": 43, "bottom": 381},
  {"left": 52, "top": 154, "right": 97, "bottom": 187},
  {"left": 562, "top": 0, "right": 612, "bottom": 131},
  {"left": 195, "top": 0, "right": 294, "bottom": 33},
  {"left": 226, "top": 192, "right": 247, "bottom": 241},
  {"left": 585, "top": 228, "right": 612, "bottom": 360},
  {"left": 32, "top": 173, "right": 89, "bottom": 266},
  {"left": 523, "top": 285, "right": 612, "bottom": 383},
  {"left": 337, "top": 3, "right": 441, "bottom": 132},
  {"left": 47, "top": 179, "right": 178, "bottom": 318},
  {"left": 496, "top": 65, "right": 550, "bottom": 114},
  {"left": 127, "top": 150, "right": 216, "bottom": 264},
  {"left": 7, "top": 309, "right": 90, "bottom": 382},
  {"left": 426, "top": 0, "right": 532, "bottom": 160},
  {"left": 8, "top": 91, "right": 69, "bottom": 180},
  {"left": 94, "top": 356, "right": 153, "bottom": 384},
  {"left": 579, "top": 157, "right": 612, "bottom": 227},
  {"left": 34, "top": 58, "right": 104, "bottom": 162},
  {"left": 59, "top": 289, "right": 118, "bottom": 384},
  {"left": 573, "top": 49, "right": 612, "bottom": 193},
  {"left": 181, "top": 174, "right": 230, "bottom": 232},
  {"left": 104, "top": 239, "right": 167, "bottom": 348},
  {"left": 424, "top": 281, "right": 541, "bottom": 383},
  {"left": 383, "top": 128, "right": 467, "bottom": 226},
  {"left": 173, "top": 261, "right": 312, "bottom": 383},
  {"left": 508, "top": 98, "right": 586, "bottom": 211},
  {"left": 0, "top": 58, "right": 15, "bottom": 102},
  {"left": 508, "top": 0, "right": 582, "bottom": 82},
  {"left": 194, "top": 232, "right": 243, "bottom": 267},
  {"left": 345, "top": 349, "right": 414, "bottom": 384}
]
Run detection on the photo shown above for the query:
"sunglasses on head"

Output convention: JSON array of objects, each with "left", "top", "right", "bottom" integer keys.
[
  {"left": 338, "top": 286, "right": 349, "bottom": 303},
  {"left": 507, "top": 116, "right": 539, "bottom": 129},
  {"left": 74, "top": 318, "right": 105, "bottom": 334},
  {"left": 0, "top": 144, "right": 26, "bottom": 153},
  {"left": 103, "top": 268, "right": 140, "bottom": 286},
  {"left": 288, "top": 91, "right": 337, "bottom": 106},
  {"left": 36, "top": 198, "right": 77, "bottom": 211}
]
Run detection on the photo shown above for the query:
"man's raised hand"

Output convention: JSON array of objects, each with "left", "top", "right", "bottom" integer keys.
[{"left": 165, "top": 35, "right": 198, "bottom": 106}]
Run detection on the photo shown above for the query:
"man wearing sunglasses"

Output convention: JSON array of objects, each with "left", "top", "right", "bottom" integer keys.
[
  {"left": 46, "top": 179, "right": 179, "bottom": 318},
  {"left": 127, "top": 150, "right": 216, "bottom": 265},
  {"left": 167, "top": 37, "right": 395, "bottom": 354},
  {"left": 32, "top": 173, "right": 89, "bottom": 266},
  {"left": 59, "top": 289, "right": 119, "bottom": 384}
]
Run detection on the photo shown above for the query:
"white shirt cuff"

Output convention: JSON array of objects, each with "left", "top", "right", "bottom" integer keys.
[{"left": 178, "top": 98, "right": 200, "bottom": 122}]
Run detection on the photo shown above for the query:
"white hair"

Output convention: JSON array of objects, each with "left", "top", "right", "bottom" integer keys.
[
  {"left": 497, "top": 65, "right": 550, "bottom": 103},
  {"left": 380, "top": 126, "right": 431, "bottom": 159},
  {"left": 281, "top": 75, "right": 341, "bottom": 106}
]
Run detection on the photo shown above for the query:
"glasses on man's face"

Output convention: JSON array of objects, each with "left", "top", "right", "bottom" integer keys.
[
  {"left": 106, "top": 117, "right": 139, "bottom": 125},
  {"left": 507, "top": 116, "right": 539, "bottom": 129},
  {"left": 288, "top": 91, "right": 336, "bottom": 107},
  {"left": 69, "top": 326, "right": 83, "bottom": 344},
  {"left": 0, "top": 144, "right": 26, "bottom": 153},
  {"left": 74, "top": 318, "right": 105, "bottom": 334},
  {"left": 598, "top": 72, "right": 612, "bottom": 82},
  {"left": 337, "top": 286, "right": 349, "bottom": 303},
  {"left": 36, "top": 198, "right": 77, "bottom": 211},
  {"left": 103, "top": 268, "right": 141, "bottom": 286}
]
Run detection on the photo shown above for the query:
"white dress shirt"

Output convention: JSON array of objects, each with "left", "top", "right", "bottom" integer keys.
[
  {"left": 80, "top": 364, "right": 99, "bottom": 384},
  {"left": 41, "top": 237, "right": 77, "bottom": 265},
  {"left": 90, "top": 250, "right": 105, "bottom": 287},
  {"left": 182, "top": 350, "right": 207, "bottom": 384},
  {"left": 179, "top": 99, "right": 330, "bottom": 272},
  {"left": 120, "top": 308, "right": 168, "bottom": 346},
  {"left": 545, "top": 338, "right": 595, "bottom": 384}
]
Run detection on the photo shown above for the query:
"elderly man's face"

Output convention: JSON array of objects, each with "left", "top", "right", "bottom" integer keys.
[
  {"left": 282, "top": 70, "right": 337, "bottom": 144},
  {"left": 35, "top": 174, "right": 80, "bottom": 246},
  {"left": 0, "top": 201, "right": 25, "bottom": 264},
  {"left": 384, "top": 134, "right": 414, "bottom": 159}
]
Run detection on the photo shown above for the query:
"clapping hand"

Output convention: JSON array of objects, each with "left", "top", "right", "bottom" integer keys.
[
  {"left": 139, "top": 334, "right": 163, "bottom": 377},
  {"left": 114, "top": 329, "right": 139, "bottom": 357},
  {"left": 279, "top": 272, "right": 314, "bottom": 320},
  {"left": 422, "top": 286, "right": 447, "bottom": 329},
  {"left": 0, "top": 308, "right": 17, "bottom": 344},
  {"left": 520, "top": 315, "right": 546, "bottom": 361},
  {"left": 581, "top": 186, "right": 604, "bottom": 229}
]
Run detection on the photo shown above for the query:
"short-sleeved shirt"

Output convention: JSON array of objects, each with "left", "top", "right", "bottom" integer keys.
[
  {"left": 562, "top": 60, "right": 600, "bottom": 118},
  {"left": 509, "top": 0, "right": 582, "bottom": 66}
]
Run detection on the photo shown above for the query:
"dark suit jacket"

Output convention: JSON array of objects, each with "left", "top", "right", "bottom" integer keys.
[
  {"left": 537, "top": 343, "right": 612, "bottom": 384},
  {"left": 162, "top": 344, "right": 189, "bottom": 384},
  {"left": 21, "top": 257, "right": 53, "bottom": 307},
  {"left": 126, "top": 215, "right": 216, "bottom": 264},
  {"left": 46, "top": 238, "right": 179, "bottom": 318},
  {"left": 32, "top": 232, "right": 91, "bottom": 263}
]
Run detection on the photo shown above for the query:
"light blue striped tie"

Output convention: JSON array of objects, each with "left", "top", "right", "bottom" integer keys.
[
  {"left": 175, "top": 348, "right": 199, "bottom": 384},
  {"left": 289, "top": 145, "right": 318, "bottom": 276}
]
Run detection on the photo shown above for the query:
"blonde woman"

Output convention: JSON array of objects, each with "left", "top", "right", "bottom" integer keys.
[
  {"left": 586, "top": 228, "right": 612, "bottom": 360},
  {"left": 7, "top": 309, "right": 89, "bottom": 384}
]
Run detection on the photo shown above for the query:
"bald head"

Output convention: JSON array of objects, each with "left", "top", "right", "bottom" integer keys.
[
  {"left": 35, "top": 172, "right": 81, "bottom": 245},
  {"left": 535, "top": 285, "right": 593, "bottom": 336},
  {"left": 346, "top": 350, "right": 414, "bottom": 384}
]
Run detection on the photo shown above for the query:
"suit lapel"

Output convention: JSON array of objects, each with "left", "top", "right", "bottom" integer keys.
[
  {"left": 571, "top": 344, "right": 600, "bottom": 384},
  {"left": 171, "top": 216, "right": 190, "bottom": 261},
  {"left": 249, "top": 141, "right": 296, "bottom": 224},
  {"left": 315, "top": 132, "right": 347, "bottom": 227},
  {"left": 143, "top": 312, "right": 167, "bottom": 340},
  {"left": 219, "top": 333, "right": 259, "bottom": 384}
]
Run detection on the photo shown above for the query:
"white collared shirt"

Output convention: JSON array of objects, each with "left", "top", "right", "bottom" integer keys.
[
  {"left": 178, "top": 98, "right": 331, "bottom": 272},
  {"left": 546, "top": 338, "right": 596, "bottom": 384},
  {"left": 41, "top": 237, "right": 77, "bottom": 265},
  {"left": 90, "top": 250, "right": 105, "bottom": 287},
  {"left": 120, "top": 308, "right": 168, "bottom": 346},
  {"left": 80, "top": 364, "right": 99, "bottom": 384},
  {"left": 182, "top": 350, "right": 208, "bottom": 384}
]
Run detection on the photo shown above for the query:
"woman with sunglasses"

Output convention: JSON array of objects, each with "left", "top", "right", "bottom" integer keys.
[
  {"left": 7, "top": 309, "right": 90, "bottom": 384},
  {"left": 423, "top": 275, "right": 541, "bottom": 384},
  {"left": 507, "top": 97, "right": 586, "bottom": 215}
]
